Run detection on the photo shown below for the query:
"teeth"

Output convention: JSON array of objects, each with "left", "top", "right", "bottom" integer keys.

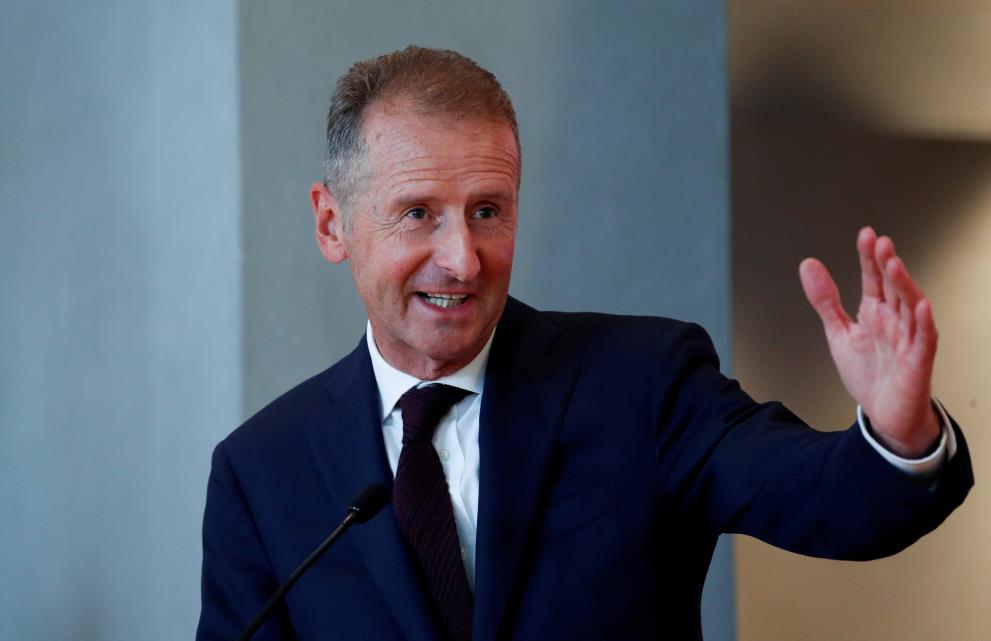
[{"left": 422, "top": 293, "right": 469, "bottom": 308}]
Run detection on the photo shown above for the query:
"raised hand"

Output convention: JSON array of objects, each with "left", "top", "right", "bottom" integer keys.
[{"left": 799, "top": 227, "right": 941, "bottom": 458}]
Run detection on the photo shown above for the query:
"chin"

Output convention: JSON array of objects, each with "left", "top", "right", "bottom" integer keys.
[
  {"left": 420, "top": 333, "right": 485, "bottom": 363},
  {"left": 424, "top": 341, "right": 475, "bottom": 362}
]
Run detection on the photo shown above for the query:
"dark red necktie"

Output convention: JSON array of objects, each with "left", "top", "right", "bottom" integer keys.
[{"left": 393, "top": 384, "right": 474, "bottom": 641}]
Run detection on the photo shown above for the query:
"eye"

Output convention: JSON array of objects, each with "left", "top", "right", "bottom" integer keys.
[
  {"left": 473, "top": 206, "right": 497, "bottom": 219},
  {"left": 404, "top": 207, "right": 427, "bottom": 220}
]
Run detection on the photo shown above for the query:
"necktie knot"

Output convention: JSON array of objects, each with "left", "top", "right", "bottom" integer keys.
[{"left": 398, "top": 384, "right": 470, "bottom": 444}]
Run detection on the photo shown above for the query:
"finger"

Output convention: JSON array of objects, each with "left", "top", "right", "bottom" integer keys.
[
  {"left": 885, "top": 255, "right": 925, "bottom": 311},
  {"left": 912, "top": 298, "right": 938, "bottom": 366},
  {"left": 857, "top": 226, "right": 882, "bottom": 300},
  {"left": 800, "top": 257, "right": 853, "bottom": 333},
  {"left": 896, "top": 298, "right": 915, "bottom": 347},
  {"left": 886, "top": 258, "right": 916, "bottom": 346},
  {"left": 874, "top": 235, "right": 897, "bottom": 304}
]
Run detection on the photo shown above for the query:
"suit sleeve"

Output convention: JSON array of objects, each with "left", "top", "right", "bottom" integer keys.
[
  {"left": 652, "top": 322, "right": 973, "bottom": 560},
  {"left": 197, "top": 441, "right": 296, "bottom": 641}
]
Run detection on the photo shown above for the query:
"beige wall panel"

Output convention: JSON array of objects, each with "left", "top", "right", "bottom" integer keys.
[
  {"left": 733, "top": 124, "right": 990, "bottom": 641},
  {"left": 730, "top": 2, "right": 991, "bottom": 139}
]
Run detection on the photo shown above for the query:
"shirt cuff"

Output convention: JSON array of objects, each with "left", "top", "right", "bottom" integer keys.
[{"left": 856, "top": 398, "right": 956, "bottom": 478}]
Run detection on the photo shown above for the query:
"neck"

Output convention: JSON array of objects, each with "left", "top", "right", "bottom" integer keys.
[
  {"left": 401, "top": 357, "right": 471, "bottom": 381},
  {"left": 375, "top": 345, "right": 479, "bottom": 381},
  {"left": 367, "top": 324, "right": 493, "bottom": 381}
]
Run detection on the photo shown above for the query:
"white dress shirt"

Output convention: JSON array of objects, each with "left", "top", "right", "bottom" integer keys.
[{"left": 365, "top": 321, "right": 954, "bottom": 590}]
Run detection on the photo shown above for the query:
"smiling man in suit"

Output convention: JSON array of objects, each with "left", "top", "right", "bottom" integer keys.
[{"left": 196, "top": 47, "right": 972, "bottom": 641}]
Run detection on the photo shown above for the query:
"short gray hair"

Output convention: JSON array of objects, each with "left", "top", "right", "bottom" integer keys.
[{"left": 323, "top": 45, "right": 519, "bottom": 231}]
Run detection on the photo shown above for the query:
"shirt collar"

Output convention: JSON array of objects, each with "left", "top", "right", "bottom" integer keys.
[{"left": 366, "top": 321, "right": 495, "bottom": 421}]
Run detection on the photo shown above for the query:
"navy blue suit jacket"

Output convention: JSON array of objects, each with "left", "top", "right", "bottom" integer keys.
[{"left": 197, "top": 297, "right": 972, "bottom": 641}]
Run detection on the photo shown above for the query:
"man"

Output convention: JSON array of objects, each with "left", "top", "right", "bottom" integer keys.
[{"left": 197, "top": 47, "right": 972, "bottom": 641}]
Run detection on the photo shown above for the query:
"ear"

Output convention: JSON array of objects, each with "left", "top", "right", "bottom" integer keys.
[{"left": 311, "top": 182, "right": 348, "bottom": 263}]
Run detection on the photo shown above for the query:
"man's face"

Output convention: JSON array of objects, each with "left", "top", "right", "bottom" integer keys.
[{"left": 317, "top": 105, "right": 519, "bottom": 378}]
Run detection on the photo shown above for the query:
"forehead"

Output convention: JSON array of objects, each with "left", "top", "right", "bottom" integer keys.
[{"left": 359, "top": 105, "right": 520, "bottom": 198}]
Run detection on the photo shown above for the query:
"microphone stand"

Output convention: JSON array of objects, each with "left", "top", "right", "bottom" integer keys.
[{"left": 236, "top": 484, "right": 389, "bottom": 641}]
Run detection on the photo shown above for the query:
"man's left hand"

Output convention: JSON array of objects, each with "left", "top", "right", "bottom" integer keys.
[{"left": 799, "top": 226, "right": 941, "bottom": 458}]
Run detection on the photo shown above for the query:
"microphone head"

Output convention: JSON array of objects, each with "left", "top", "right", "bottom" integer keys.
[{"left": 347, "top": 484, "right": 390, "bottom": 523}]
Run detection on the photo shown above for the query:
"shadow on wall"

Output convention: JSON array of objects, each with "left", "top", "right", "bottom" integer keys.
[
  {"left": 730, "top": 0, "right": 991, "bottom": 426},
  {"left": 730, "top": 3, "right": 991, "bottom": 639},
  {"left": 731, "top": 121, "right": 991, "bottom": 641},
  {"left": 732, "top": 123, "right": 991, "bottom": 426}
]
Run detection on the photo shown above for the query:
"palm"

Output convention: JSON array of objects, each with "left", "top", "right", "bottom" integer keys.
[{"left": 800, "top": 228, "right": 939, "bottom": 458}]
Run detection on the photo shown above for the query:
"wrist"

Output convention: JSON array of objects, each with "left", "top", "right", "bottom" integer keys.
[{"left": 870, "top": 406, "right": 942, "bottom": 458}]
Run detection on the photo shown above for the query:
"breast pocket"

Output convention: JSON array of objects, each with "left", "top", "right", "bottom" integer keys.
[{"left": 538, "top": 475, "right": 619, "bottom": 543}]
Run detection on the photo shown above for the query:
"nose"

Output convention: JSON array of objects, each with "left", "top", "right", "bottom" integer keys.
[{"left": 434, "top": 216, "right": 481, "bottom": 282}]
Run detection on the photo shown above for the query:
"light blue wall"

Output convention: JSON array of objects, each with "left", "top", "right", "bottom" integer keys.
[
  {"left": 239, "top": 1, "right": 732, "bottom": 639},
  {"left": 0, "top": 2, "right": 240, "bottom": 639},
  {"left": 1, "top": 1, "right": 732, "bottom": 639}
]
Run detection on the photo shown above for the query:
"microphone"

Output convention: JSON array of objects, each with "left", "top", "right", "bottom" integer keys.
[{"left": 236, "top": 484, "right": 390, "bottom": 641}]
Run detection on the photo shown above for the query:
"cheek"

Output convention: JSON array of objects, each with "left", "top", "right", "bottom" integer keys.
[
  {"left": 351, "top": 237, "right": 406, "bottom": 283},
  {"left": 484, "top": 237, "right": 516, "bottom": 278},
  {"left": 378, "top": 250, "right": 431, "bottom": 296}
]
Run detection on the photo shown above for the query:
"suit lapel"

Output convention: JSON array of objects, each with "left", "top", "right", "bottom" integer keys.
[
  {"left": 473, "top": 299, "right": 580, "bottom": 641},
  {"left": 304, "top": 338, "right": 442, "bottom": 641}
]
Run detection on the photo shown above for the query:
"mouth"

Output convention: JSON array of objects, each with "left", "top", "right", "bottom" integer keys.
[{"left": 416, "top": 292, "right": 471, "bottom": 309}]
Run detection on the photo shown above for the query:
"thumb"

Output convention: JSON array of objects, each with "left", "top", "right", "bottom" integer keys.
[{"left": 799, "top": 258, "right": 851, "bottom": 333}]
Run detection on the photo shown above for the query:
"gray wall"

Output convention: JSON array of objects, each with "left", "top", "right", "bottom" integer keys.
[
  {"left": 0, "top": 2, "right": 240, "bottom": 640},
  {"left": 239, "top": 2, "right": 733, "bottom": 639},
  {"left": 1, "top": 1, "right": 732, "bottom": 639}
]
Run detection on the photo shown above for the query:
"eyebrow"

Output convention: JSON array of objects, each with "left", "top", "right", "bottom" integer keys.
[
  {"left": 474, "top": 190, "right": 517, "bottom": 203},
  {"left": 389, "top": 190, "right": 517, "bottom": 210}
]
